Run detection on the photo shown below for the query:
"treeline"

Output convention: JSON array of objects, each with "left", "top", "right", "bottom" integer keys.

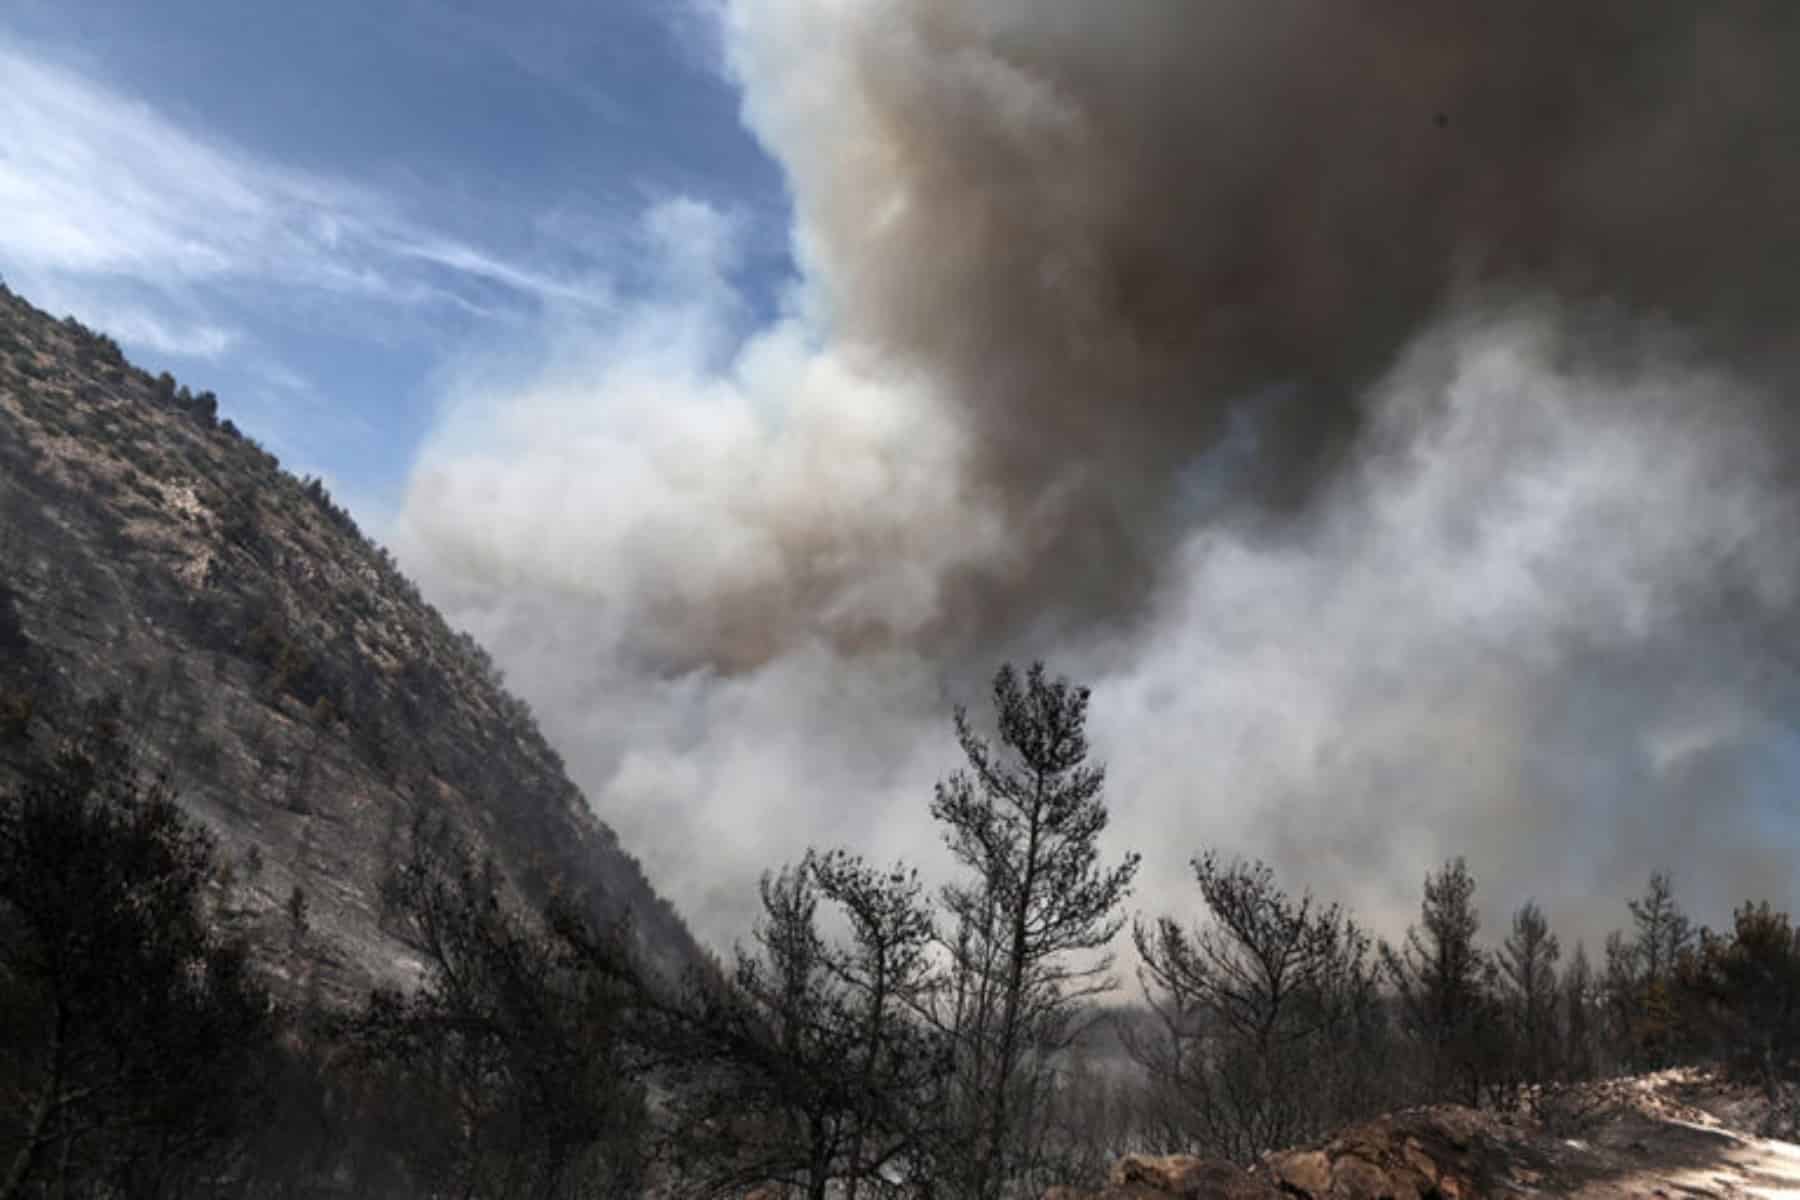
[
  {"left": 1126, "top": 856, "right": 1800, "bottom": 1163},
  {"left": 3, "top": 667, "right": 1798, "bottom": 1199}
]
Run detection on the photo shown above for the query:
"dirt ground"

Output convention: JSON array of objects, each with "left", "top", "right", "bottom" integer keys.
[
  {"left": 1069, "top": 1069, "right": 1800, "bottom": 1199},
  {"left": 1553, "top": 1069, "right": 1800, "bottom": 1199}
]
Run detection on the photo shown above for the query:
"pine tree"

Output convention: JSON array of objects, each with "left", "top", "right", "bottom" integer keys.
[
  {"left": 1133, "top": 853, "right": 1376, "bottom": 1161},
  {"left": 662, "top": 853, "right": 939, "bottom": 1200},
  {"left": 1629, "top": 872, "right": 1694, "bottom": 986},
  {"left": 1499, "top": 900, "right": 1562, "bottom": 1085},
  {"left": 1625, "top": 872, "right": 1694, "bottom": 1066},
  {"left": 810, "top": 851, "right": 939, "bottom": 1198},
  {"left": 930, "top": 663, "right": 1140, "bottom": 1200},
  {"left": 1380, "top": 858, "right": 1495, "bottom": 1105},
  {"left": 1561, "top": 942, "right": 1596, "bottom": 1081},
  {"left": 1601, "top": 929, "right": 1639, "bottom": 1072}
]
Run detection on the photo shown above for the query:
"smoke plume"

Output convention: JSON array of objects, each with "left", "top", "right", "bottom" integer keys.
[{"left": 398, "top": 2, "right": 1800, "bottom": 945}]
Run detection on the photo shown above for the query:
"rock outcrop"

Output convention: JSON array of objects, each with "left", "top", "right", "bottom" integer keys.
[
  {"left": 1072, "top": 1154, "right": 1278, "bottom": 1199},
  {"left": 1261, "top": 1106, "right": 1536, "bottom": 1199},
  {"left": 1055, "top": 1108, "right": 1526, "bottom": 1200}
]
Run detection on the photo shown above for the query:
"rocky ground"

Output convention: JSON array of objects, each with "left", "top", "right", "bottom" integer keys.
[{"left": 1058, "top": 1069, "right": 1800, "bottom": 1199}]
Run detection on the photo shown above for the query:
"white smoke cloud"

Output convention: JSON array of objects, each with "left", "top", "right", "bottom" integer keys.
[
  {"left": 396, "top": 1, "right": 1800, "bottom": 952},
  {"left": 1087, "top": 309, "right": 1800, "bottom": 942},
  {"left": 396, "top": 193, "right": 995, "bottom": 930}
]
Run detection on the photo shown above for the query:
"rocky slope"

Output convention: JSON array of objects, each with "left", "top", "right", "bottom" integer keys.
[
  {"left": 1060, "top": 1069, "right": 1800, "bottom": 1200},
  {"left": 0, "top": 283, "right": 699, "bottom": 1008}
]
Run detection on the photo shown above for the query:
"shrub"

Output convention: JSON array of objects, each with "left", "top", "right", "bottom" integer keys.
[{"left": 0, "top": 712, "right": 277, "bottom": 1196}]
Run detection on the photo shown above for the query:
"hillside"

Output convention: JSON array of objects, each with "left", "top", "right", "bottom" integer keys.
[{"left": 0, "top": 283, "right": 698, "bottom": 1008}]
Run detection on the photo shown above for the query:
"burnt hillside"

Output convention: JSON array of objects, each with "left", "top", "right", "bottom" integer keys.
[{"left": 0, "top": 282, "right": 698, "bottom": 1007}]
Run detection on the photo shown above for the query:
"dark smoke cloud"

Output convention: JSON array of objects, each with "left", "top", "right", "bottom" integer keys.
[
  {"left": 735, "top": 0, "right": 1800, "bottom": 657},
  {"left": 397, "top": 2, "right": 1800, "bottom": 946}
]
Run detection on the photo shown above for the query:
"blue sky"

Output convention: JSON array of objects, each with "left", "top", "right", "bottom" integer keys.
[{"left": 0, "top": 0, "right": 787, "bottom": 523}]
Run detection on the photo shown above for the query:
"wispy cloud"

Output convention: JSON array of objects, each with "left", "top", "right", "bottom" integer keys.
[
  {"left": 95, "top": 309, "right": 239, "bottom": 360},
  {"left": 24, "top": 285, "right": 243, "bottom": 361},
  {"left": 0, "top": 36, "right": 609, "bottom": 355},
  {"left": 388, "top": 237, "right": 613, "bottom": 309},
  {"left": 249, "top": 359, "right": 316, "bottom": 398}
]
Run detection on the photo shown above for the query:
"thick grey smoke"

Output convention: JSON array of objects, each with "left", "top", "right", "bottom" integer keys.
[
  {"left": 728, "top": 0, "right": 1800, "bottom": 651},
  {"left": 397, "top": 2, "right": 1800, "bottom": 946}
]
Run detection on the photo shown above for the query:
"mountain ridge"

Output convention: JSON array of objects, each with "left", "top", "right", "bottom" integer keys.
[{"left": 0, "top": 281, "right": 699, "bottom": 1007}]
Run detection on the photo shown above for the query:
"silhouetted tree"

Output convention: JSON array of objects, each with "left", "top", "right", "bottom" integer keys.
[
  {"left": 1618, "top": 871, "right": 1695, "bottom": 1067},
  {"left": 1600, "top": 929, "right": 1638, "bottom": 1073},
  {"left": 928, "top": 663, "right": 1139, "bottom": 1200},
  {"left": 1499, "top": 900, "right": 1562, "bottom": 1086},
  {"left": 1381, "top": 858, "right": 1498, "bottom": 1106},
  {"left": 725, "top": 861, "right": 858, "bottom": 1199},
  {"left": 810, "top": 851, "right": 939, "bottom": 1198},
  {"left": 1132, "top": 853, "right": 1377, "bottom": 1162},
  {"left": 349, "top": 815, "right": 647, "bottom": 1199},
  {"left": 1561, "top": 942, "right": 1597, "bottom": 1082},
  {"left": 1630, "top": 872, "right": 1694, "bottom": 987},
  {"left": 659, "top": 850, "right": 941, "bottom": 1200},
  {"left": 0, "top": 710, "right": 274, "bottom": 1200},
  {"left": 1684, "top": 902, "right": 1800, "bottom": 1084}
]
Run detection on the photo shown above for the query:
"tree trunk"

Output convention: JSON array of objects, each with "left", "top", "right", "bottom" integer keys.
[
  {"left": 1, "top": 1003, "right": 64, "bottom": 1200},
  {"left": 982, "top": 775, "right": 1045, "bottom": 1200},
  {"left": 807, "top": 1112, "right": 831, "bottom": 1200}
]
